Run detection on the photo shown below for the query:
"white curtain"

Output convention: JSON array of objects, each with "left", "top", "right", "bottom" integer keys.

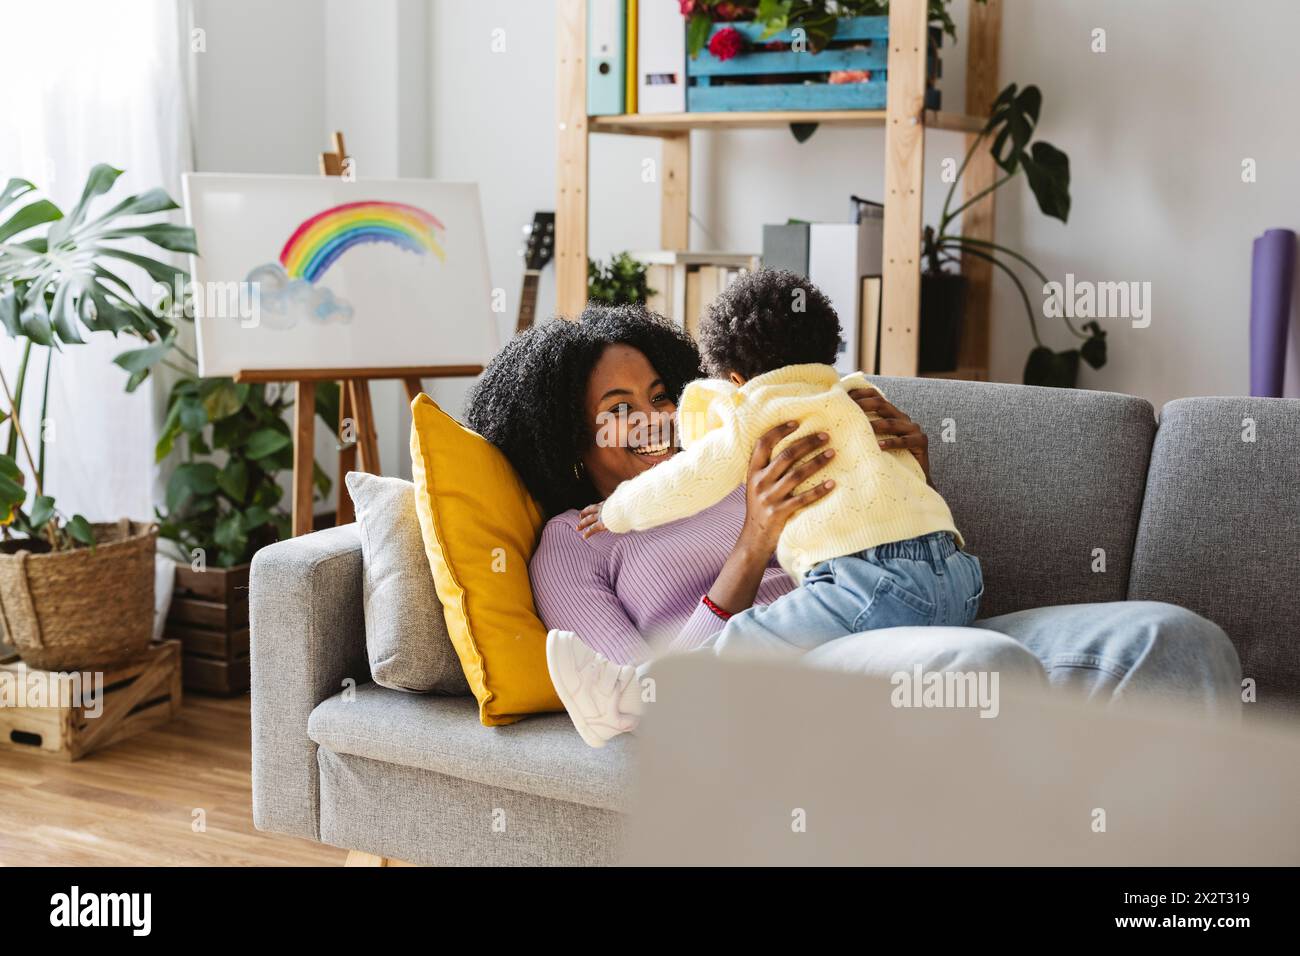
[{"left": 0, "top": 0, "right": 193, "bottom": 522}]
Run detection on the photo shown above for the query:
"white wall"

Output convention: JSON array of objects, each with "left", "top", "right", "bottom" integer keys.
[
  {"left": 991, "top": 0, "right": 1299, "bottom": 407},
  {"left": 197, "top": 0, "right": 1300, "bottom": 429},
  {"left": 191, "top": 0, "right": 429, "bottom": 493}
]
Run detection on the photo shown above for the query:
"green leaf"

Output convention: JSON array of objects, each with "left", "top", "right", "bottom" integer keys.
[
  {"left": 155, "top": 400, "right": 183, "bottom": 462},
  {"left": 97, "top": 247, "right": 188, "bottom": 290},
  {"left": 29, "top": 494, "right": 55, "bottom": 527},
  {"left": 1020, "top": 140, "right": 1071, "bottom": 223},
  {"left": 0, "top": 453, "right": 22, "bottom": 481},
  {"left": 113, "top": 332, "right": 175, "bottom": 374},
  {"left": 87, "top": 187, "right": 180, "bottom": 224},
  {"left": 85, "top": 223, "right": 198, "bottom": 254},
  {"left": 0, "top": 289, "right": 20, "bottom": 336},
  {"left": 217, "top": 458, "right": 249, "bottom": 502},
  {"left": 686, "top": 12, "right": 714, "bottom": 58},
  {"left": 0, "top": 178, "right": 37, "bottom": 215},
  {"left": 245, "top": 428, "right": 291, "bottom": 459},
  {"left": 67, "top": 514, "right": 96, "bottom": 548},
  {"left": 179, "top": 397, "right": 208, "bottom": 434},
  {"left": 1080, "top": 321, "right": 1107, "bottom": 370},
  {"left": 166, "top": 461, "right": 219, "bottom": 510},
  {"left": 202, "top": 379, "right": 243, "bottom": 421},
  {"left": 53, "top": 163, "right": 122, "bottom": 241},
  {"left": 0, "top": 199, "right": 63, "bottom": 243}
]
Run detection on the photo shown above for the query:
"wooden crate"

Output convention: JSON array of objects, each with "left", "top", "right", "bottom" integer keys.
[
  {"left": 687, "top": 16, "right": 939, "bottom": 113},
  {"left": 165, "top": 563, "right": 250, "bottom": 696},
  {"left": 0, "top": 640, "right": 182, "bottom": 760}
]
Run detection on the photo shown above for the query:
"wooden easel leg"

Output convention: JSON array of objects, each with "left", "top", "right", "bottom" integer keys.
[
  {"left": 347, "top": 380, "right": 382, "bottom": 474},
  {"left": 336, "top": 379, "right": 357, "bottom": 526},
  {"left": 292, "top": 380, "right": 317, "bottom": 537}
]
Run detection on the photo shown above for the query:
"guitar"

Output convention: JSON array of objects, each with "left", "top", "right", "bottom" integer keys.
[{"left": 516, "top": 211, "right": 555, "bottom": 333}]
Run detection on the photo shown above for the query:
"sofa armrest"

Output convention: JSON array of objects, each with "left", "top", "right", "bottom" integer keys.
[{"left": 250, "top": 524, "right": 369, "bottom": 841}]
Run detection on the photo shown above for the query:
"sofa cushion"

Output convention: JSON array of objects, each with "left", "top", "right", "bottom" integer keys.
[
  {"left": 346, "top": 472, "right": 470, "bottom": 696},
  {"left": 867, "top": 377, "right": 1156, "bottom": 619},
  {"left": 1129, "top": 397, "right": 1300, "bottom": 716},
  {"left": 307, "top": 682, "right": 634, "bottom": 812}
]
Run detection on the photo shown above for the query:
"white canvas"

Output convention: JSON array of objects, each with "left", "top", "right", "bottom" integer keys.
[{"left": 182, "top": 173, "right": 498, "bottom": 377}]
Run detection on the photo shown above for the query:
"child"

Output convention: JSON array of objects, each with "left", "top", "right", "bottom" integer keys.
[{"left": 546, "top": 269, "right": 982, "bottom": 746}]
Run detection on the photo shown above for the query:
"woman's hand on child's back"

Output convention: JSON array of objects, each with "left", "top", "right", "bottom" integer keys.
[
  {"left": 737, "top": 422, "right": 836, "bottom": 558},
  {"left": 849, "top": 388, "right": 932, "bottom": 484},
  {"left": 577, "top": 503, "right": 608, "bottom": 539}
]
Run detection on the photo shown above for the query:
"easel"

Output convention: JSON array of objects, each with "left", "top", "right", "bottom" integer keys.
[{"left": 232, "top": 132, "right": 483, "bottom": 537}]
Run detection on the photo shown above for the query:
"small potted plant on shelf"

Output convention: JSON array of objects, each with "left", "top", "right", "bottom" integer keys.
[
  {"left": 0, "top": 166, "right": 193, "bottom": 670},
  {"left": 922, "top": 82, "right": 1105, "bottom": 387},
  {"left": 588, "top": 252, "right": 656, "bottom": 306}
]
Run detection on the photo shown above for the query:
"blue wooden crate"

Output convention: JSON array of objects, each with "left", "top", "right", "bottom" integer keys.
[{"left": 686, "top": 16, "right": 939, "bottom": 113}]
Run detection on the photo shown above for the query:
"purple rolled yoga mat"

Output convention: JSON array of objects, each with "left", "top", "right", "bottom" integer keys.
[{"left": 1249, "top": 228, "right": 1295, "bottom": 397}]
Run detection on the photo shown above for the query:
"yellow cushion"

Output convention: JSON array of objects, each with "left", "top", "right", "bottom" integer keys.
[{"left": 408, "top": 394, "right": 561, "bottom": 725}]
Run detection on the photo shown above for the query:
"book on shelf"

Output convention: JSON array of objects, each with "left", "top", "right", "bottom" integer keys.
[
  {"left": 587, "top": 0, "right": 626, "bottom": 116},
  {"left": 859, "top": 275, "right": 883, "bottom": 375},
  {"left": 634, "top": 250, "right": 759, "bottom": 332},
  {"left": 625, "top": 0, "right": 638, "bottom": 113},
  {"left": 807, "top": 215, "right": 884, "bottom": 376},
  {"left": 638, "top": 0, "right": 685, "bottom": 114},
  {"left": 761, "top": 222, "right": 812, "bottom": 276}
]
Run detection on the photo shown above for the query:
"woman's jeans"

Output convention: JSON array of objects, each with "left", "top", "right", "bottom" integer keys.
[
  {"left": 801, "top": 600, "right": 1244, "bottom": 718},
  {"left": 710, "top": 532, "right": 983, "bottom": 658}
]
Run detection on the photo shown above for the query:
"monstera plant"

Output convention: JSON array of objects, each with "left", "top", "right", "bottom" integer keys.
[
  {"left": 923, "top": 83, "right": 1106, "bottom": 387},
  {"left": 0, "top": 165, "right": 193, "bottom": 548}
]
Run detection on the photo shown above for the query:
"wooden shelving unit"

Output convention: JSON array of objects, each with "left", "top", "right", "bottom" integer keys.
[{"left": 555, "top": 0, "right": 1002, "bottom": 379}]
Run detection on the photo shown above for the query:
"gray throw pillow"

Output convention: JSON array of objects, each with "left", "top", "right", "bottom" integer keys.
[{"left": 346, "top": 472, "right": 470, "bottom": 695}]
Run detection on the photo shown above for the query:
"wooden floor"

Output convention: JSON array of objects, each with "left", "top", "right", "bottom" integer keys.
[{"left": 0, "top": 692, "right": 346, "bottom": 866}]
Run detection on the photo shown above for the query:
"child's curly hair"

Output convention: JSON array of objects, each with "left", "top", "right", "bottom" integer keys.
[{"left": 697, "top": 268, "right": 842, "bottom": 379}]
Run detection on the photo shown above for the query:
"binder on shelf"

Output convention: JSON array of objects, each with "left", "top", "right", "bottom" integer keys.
[
  {"left": 636, "top": 250, "right": 758, "bottom": 331},
  {"left": 587, "top": 0, "right": 626, "bottom": 116},
  {"left": 808, "top": 217, "right": 883, "bottom": 375},
  {"left": 625, "top": 0, "right": 639, "bottom": 113},
  {"left": 859, "top": 275, "right": 883, "bottom": 374},
  {"left": 761, "top": 222, "right": 811, "bottom": 276},
  {"left": 638, "top": 0, "right": 686, "bottom": 114}
]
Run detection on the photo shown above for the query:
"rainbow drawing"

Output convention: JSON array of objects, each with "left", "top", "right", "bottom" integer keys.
[{"left": 278, "top": 200, "right": 446, "bottom": 283}]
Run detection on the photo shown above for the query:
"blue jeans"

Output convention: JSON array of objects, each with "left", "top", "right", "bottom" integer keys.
[
  {"left": 801, "top": 600, "right": 1243, "bottom": 718},
  {"left": 710, "top": 532, "right": 983, "bottom": 658}
]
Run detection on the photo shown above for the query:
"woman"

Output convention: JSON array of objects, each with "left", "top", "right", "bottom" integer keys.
[{"left": 466, "top": 305, "right": 1241, "bottom": 741}]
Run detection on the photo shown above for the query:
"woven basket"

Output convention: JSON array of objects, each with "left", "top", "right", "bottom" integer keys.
[{"left": 0, "top": 520, "right": 156, "bottom": 671}]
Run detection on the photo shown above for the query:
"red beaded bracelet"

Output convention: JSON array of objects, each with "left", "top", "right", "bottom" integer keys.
[{"left": 702, "top": 594, "right": 733, "bottom": 621}]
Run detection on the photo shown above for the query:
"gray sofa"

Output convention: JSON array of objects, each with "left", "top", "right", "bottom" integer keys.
[{"left": 249, "top": 377, "right": 1300, "bottom": 865}]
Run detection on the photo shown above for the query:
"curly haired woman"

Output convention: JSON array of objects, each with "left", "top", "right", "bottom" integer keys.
[{"left": 465, "top": 301, "right": 1240, "bottom": 748}]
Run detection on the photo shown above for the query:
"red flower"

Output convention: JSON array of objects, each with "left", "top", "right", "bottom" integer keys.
[
  {"left": 678, "top": 0, "right": 695, "bottom": 14},
  {"left": 715, "top": 1, "right": 742, "bottom": 20},
  {"left": 709, "top": 26, "right": 744, "bottom": 61}
]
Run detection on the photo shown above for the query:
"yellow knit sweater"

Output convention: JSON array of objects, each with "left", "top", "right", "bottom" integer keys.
[{"left": 600, "top": 363, "right": 961, "bottom": 579}]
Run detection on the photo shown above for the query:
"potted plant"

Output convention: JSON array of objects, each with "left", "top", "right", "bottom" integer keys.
[
  {"left": 0, "top": 166, "right": 193, "bottom": 670},
  {"left": 141, "top": 341, "right": 337, "bottom": 693},
  {"left": 588, "top": 252, "right": 656, "bottom": 306},
  {"left": 922, "top": 82, "right": 1106, "bottom": 387}
]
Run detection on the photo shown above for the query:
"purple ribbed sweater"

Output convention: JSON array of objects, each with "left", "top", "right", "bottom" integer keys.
[{"left": 529, "top": 486, "right": 795, "bottom": 664}]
